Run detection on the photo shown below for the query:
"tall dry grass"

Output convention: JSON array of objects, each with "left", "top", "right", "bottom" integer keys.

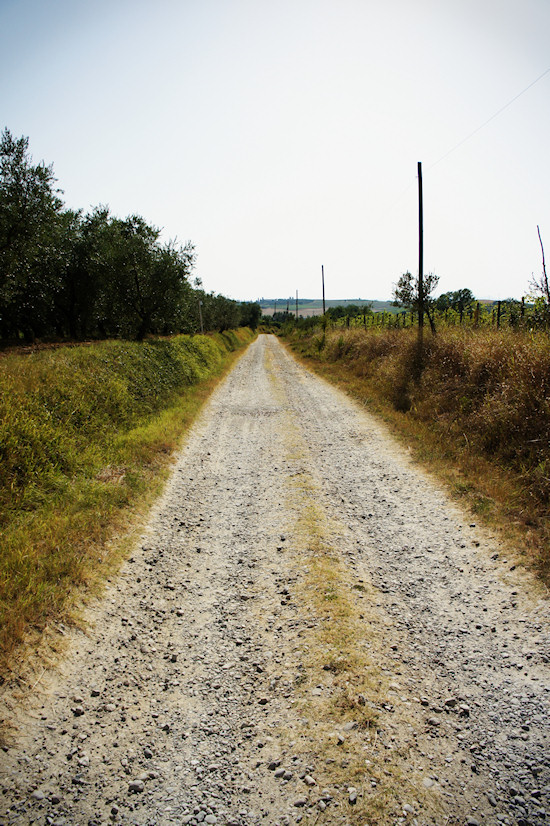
[{"left": 286, "top": 325, "right": 550, "bottom": 578}]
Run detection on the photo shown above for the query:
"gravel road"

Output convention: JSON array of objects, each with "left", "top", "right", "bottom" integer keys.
[{"left": 1, "top": 334, "right": 549, "bottom": 826}]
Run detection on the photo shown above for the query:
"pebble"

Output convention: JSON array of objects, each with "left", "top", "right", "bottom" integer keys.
[{"left": 2, "top": 336, "right": 550, "bottom": 826}]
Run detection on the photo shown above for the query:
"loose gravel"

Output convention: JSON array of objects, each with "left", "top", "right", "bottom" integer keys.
[{"left": 0, "top": 334, "right": 548, "bottom": 826}]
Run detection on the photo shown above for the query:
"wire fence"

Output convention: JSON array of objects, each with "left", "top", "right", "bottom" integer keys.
[{"left": 307, "top": 300, "right": 550, "bottom": 333}]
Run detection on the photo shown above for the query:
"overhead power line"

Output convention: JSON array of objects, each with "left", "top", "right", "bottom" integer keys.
[
  {"left": 428, "top": 66, "right": 550, "bottom": 171},
  {"left": 384, "top": 66, "right": 550, "bottom": 216}
]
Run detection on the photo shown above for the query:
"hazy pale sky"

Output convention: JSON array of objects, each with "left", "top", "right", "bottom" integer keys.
[{"left": 1, "top": 0, "right": 549, "bottom": 301}]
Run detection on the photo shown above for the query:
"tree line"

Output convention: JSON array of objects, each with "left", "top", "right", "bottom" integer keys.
[{"left": 0, "top": 129, "right": 260, "bottom": 342}]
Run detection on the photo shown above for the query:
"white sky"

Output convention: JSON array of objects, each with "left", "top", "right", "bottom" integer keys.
[{"left": 1, "top": 0, "right": 549, "bottom": 301}]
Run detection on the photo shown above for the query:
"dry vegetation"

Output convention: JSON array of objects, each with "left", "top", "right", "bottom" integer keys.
[
  {"left": 284, "top": 325, "right": 550, "bottom": 584},
  {"left": 265, "top": 351, "right": 441, "bottom": 825},
  {"left": 0, "top": 329, "right": 255, "bottom": 672}
]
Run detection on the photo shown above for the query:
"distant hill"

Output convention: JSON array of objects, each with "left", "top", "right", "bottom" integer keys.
[
  {"left": 259, "top": 297, "right": 509, "bottom": 317},
  {"left": 259, "top": 298, "right": 398, "bottom": 316}
]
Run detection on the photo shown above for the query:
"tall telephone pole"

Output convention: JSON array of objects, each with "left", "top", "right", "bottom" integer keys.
[
  {"left": 198, "top": 299, "right": 204, "bottom": 334},
  {"left": 418, "top": 161, "right": 424, "bottom": 333},
  {"left": 295, "top": 290, "right": 298, "bottom": 320}
]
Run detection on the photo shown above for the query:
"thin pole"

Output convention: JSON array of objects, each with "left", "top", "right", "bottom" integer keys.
[
  {"left": 418, "top": 161, "right": 424, "bottom": 332},
  {"left": 322, "top": 265, "right": 326, "bottom": 315},
  {"left": 296, "top": 290, "right": 298, "bottom": 320},
  {"left": 198, "top": 299, "right": 204, "bottom": 334}
]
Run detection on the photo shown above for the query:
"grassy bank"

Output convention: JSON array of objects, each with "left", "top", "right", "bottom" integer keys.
[
  {"left": 283, "top": 325, "right": 550, "bottom": 583},
  {"left": 0, "top": 329, "right": 254, "bottom": 670}
]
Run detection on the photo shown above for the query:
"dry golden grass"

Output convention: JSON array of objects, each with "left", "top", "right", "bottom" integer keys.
[{"left": 284, "top": 326, "right": 550, "bottom": 586}]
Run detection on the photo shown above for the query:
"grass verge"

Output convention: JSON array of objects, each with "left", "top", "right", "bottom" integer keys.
[
  {"left": 0, "top": 330, "right": 255, "bottom": 676},
  {"left": 282, "top": 326, "right": 550, "bottom": 587}
]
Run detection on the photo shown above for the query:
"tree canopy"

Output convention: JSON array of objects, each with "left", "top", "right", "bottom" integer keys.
[
  {"left": 393, "top": 271, "right": 439, "bottom": 333},
  {"left": 0, "top": 128, "right": 260, "bottom": 342},
  {"left": 435, "top": 288, "right": 475, "bottom": 315}
]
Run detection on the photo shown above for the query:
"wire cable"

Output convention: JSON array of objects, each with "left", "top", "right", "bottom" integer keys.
[
  {"left": 427, "top": 66, "right": 550, "bottom": 171},
  {"left": 382, "top": 66, "right": 550, "bottom": 216}
]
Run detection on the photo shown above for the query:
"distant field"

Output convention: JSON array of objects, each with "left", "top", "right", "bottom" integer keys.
[{"left": 260, "top": 299, "right": 397, "bottom": 316}]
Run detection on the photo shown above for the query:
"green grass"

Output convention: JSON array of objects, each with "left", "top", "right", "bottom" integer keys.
[{"left": 0, "top": 330, "right": 255, "bottom": 671}]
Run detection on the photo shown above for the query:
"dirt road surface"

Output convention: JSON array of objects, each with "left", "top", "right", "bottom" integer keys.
[{"left": 1, "top": 334, "right": 549, "bottom": 826}]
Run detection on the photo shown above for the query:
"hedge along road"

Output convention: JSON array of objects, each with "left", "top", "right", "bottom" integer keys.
[{"left": 1, "top": 334, "right": 549, "bottom": 826}]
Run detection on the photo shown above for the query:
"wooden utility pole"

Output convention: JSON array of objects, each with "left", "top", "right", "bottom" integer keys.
[
  {"left": 295, "top": 290, "right": 299, "bottom": 320},
  {"left": 322, "top": 265, "right": 326, "bottom": 315},
  {"left": 418, "top": 161, "right": 424, "bottom": 332},
  {"left": 198, "top": 299, "right": 204, "bottom": 334}
]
